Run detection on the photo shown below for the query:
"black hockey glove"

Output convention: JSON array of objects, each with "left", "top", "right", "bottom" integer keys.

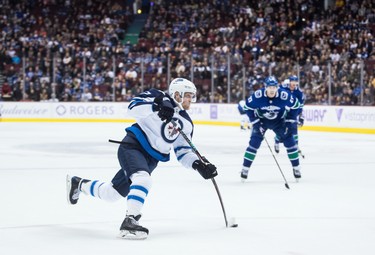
[
  {"left": 252, "top": 121, "right": 265, "bottom": 136},
  {"left": 284, "top": 121, "right": 294, "bottom": 137},
  {"left": 153, "top": 94, "right": 174, "bottom": 123},
  {"left": 192, "top": 160, "right": 218, "bottom": 180},
  {"left": 298, "top": 115, "right": 304, "bottom": 127}
]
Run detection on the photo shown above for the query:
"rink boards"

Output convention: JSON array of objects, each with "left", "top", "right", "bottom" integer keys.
[{"left": 0, "top": 102, "right": 374, "bottom": 134}]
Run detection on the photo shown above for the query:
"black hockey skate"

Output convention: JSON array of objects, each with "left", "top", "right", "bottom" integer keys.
[
  {"left": 66, "top": 175, "right": 89, "bottom": 205},
  {"left": 293, "top": 167, "right": 301, "bottom": 181},
  {"left": 240, "top": 167, "right": 249, "bottom": 182},
  {"left": 274, "top": 142, "right": 280, "bottom": 154},
  {"left": 118, "top": 215, "right": 149, "bottom": 240}
]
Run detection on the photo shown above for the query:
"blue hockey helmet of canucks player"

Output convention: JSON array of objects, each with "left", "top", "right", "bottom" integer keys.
[
  {"left": 289, "top": 75, "right": 298, "bottom": 82},
  {"left": 288, "top": 75, "right": 299, "bottom": 90},
  {"left": 264, "top": 76, "right": 278, "bottom": 98},
  {"left": 264, "top": 76, "right": 278, "bottom": 87}
]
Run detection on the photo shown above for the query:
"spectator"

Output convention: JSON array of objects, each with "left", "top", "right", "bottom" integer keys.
[
  {"left": 1, "top": 83, "right": 13, "bottom": 101},
  {"left": 363, "top": 88, "right": 375, "bottom": 106},
  {"left": 92, "top": 88, "right": 103, "bottom": 102},
  {"left": 0, "top": 0, "right": 373, "bottom": 105},
  {"left": 81, "top": 87, "right": 93, "bottom": 102}
]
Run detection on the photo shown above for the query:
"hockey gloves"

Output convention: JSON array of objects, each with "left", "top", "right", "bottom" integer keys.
[
  {"left": 153, "top": 94, "right": 174, "bottom": 123},
  {"left": 284, "top": 121, "right": 294, "bottom": 137},
  {"left": 192, "top": 159, "right": 218, "bottom": 180},
  {"left": 298, "top": 115, "right": 304, "bottom": 127},
  {"left": 252, "top": 121, "right": 265, "bottom": 136}
]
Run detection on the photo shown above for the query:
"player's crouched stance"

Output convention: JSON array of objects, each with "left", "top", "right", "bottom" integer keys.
[
  {"left": 240, "top": 76, "right": 301, "bottom": 182},
  {"left": 67, "top": 78, "right": 217, "bottom": 240}
]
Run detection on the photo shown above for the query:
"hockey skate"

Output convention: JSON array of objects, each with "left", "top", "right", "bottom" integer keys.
[
  {"left": 240, "top": 167, "right": 249, "bottom": 182},
  {"left": 118, "top": 215, "right": 149, "bottom": 240},
  {"left": 293, "top": 166, "right": 301, "bottom": 181},
  {"left": 66, "top": 175, "right": 89, "bottom": 205},
  {"left": 274, "top": 142, "right": 280, "bottom": 154}
]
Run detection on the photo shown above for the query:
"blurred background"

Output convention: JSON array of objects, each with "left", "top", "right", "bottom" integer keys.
[{"left": 0, "top": 0, "right": 374, "bottom": 105}]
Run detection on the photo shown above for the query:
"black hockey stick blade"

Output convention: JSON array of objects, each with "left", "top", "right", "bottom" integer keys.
[{"left": 285, "top": 183, "right": 290, "bottom": 189}]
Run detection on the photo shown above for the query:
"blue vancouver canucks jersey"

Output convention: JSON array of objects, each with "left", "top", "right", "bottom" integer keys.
[
  {"left": 281, "top": 85, "right": 305, "bottom": 115},
  {"left": 244, "top": 88, "right": 300, "bottom": 129}
]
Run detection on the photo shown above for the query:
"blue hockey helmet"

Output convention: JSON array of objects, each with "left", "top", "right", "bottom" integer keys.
[
  {"left": 289, "top": 75, "right": 298, "bottom": 82},
  {"left": 264, "top": 76, "right": 278, "bottom": 87}
]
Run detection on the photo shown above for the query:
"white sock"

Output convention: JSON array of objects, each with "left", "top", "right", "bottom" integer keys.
[
  {"left": 81, "top": 181, "right": 122, "bottom": 202},
  {"left": 126, "top": 171, "right": 152, "bottom": 216}
]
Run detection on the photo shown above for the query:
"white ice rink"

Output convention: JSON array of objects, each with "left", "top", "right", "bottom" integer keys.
[{"left": 0, "top": 122, "right": 374, "bottom": 255}]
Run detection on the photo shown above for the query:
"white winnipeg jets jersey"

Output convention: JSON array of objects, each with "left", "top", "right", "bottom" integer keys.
[{"left": 127, "top": 89, "right": 199, "bottom": 169}]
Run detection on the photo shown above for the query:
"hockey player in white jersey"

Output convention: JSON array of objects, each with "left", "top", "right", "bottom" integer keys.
[
  {"left": 238, "top": 100, "right": 251, "bottom": 130},
  {"left": 66, "top": 78, "right": 217, "bottom": 240}
]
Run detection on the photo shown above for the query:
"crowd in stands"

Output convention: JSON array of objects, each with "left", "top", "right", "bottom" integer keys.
[{"left": 0, "top": 0, "right": 374, "bottom": 106}]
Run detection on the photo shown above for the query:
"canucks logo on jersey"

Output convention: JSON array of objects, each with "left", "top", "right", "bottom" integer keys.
[{"left": 260, "top": 105, "right": 281, "bottom": 120}]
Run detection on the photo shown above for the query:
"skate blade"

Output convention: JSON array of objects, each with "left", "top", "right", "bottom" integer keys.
[
  {"left": 295, "top": 178, "right": 300, "bottom": 183},
  {"left": 240, "top": 173, "right": 248, "bottom": 183},
  {"left": 298, "top": 150, "right": 305, "bottom": 158},
  {"left": 118, "top": 230, "right": 148, "bottom": 240}
]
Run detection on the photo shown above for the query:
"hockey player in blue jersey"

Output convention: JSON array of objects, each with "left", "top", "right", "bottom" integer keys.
[
  {"left": 274, "top": 75, "right": 305, "bottom": 157},
  {"left": 241, "top": 75, "right": 301, "bottom": 182},
  {"left": 66, "top": 78, "right": 217, "bottom": 240}
]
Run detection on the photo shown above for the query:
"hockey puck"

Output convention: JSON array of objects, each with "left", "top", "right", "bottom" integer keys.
[{"left": 228, "top": 217, "right": 238, "bottom": 228}]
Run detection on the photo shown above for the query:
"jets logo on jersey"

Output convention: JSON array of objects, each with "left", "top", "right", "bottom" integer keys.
[
  {"left": 261, "top": 105, "right": 281, "bottom": 120},
  {"left": 161, "top": 118, "right": 183, "bottom": 143}
]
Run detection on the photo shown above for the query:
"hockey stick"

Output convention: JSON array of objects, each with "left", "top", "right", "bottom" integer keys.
[
  {"left": 263, "top": 136, "right": 290, "bottom": 189},
  {"left": 170, "top": 119, "right": 237, "bottom": 228},
  {"left": 298, "top": 147, "right": 305, "bottom": 158}
]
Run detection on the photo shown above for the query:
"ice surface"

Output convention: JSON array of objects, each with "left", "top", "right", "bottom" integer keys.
[{"left": 0, "top": 122, "right": 374, "bottom": 255}]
